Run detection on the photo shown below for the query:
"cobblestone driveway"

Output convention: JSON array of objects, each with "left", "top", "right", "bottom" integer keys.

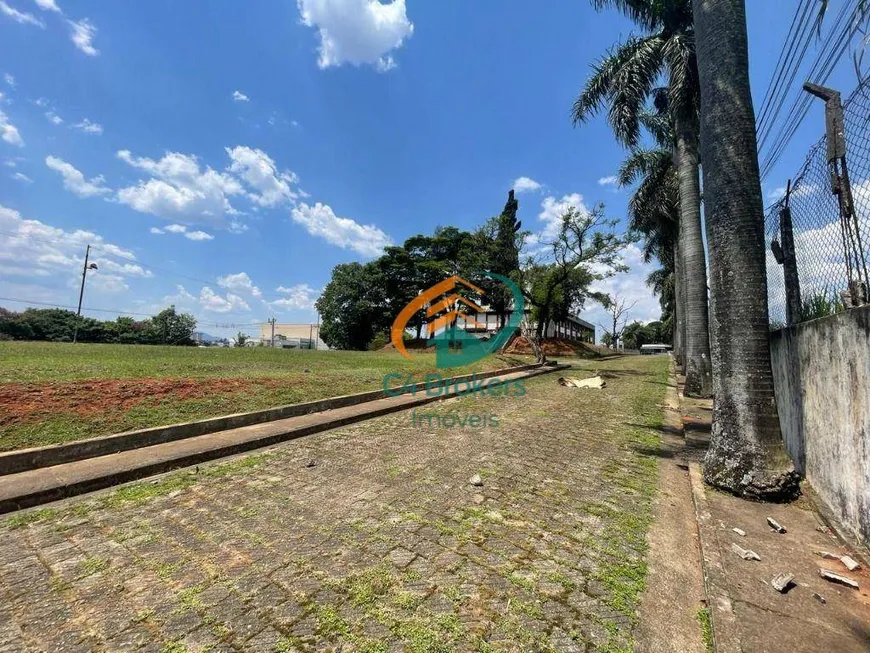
[{"left": 0, "top": 356, "right": 668, "bottom": 653}]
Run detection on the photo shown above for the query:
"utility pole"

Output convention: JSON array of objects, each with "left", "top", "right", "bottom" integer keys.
[
  {"left": 804, "top": 82, "right": 870, "bottom": 306},
  {"left": 268, "top": 317, "right": 276, "bottom": 348},
  {"left": 72, "top": 244, "right": 97, "bottom": 344}
]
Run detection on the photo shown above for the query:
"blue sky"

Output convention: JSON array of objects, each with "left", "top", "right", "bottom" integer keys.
[{"left": 0, "top": 0, "right": 861, "bottom": 338}]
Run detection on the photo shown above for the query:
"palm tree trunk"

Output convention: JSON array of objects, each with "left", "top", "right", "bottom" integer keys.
[
  {"left": 692, "top": 0, "right": 799, "bottom": 500},
  {"left": 673, "top": 242, "right": 686, "bottom": 367},
  {"left": 675, "top": 118, "right": 713, "bottom": 397}
]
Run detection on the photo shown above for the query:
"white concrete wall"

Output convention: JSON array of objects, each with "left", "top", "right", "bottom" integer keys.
[{"left": 770, "top": 306, "right": 870, "bottom": 545}]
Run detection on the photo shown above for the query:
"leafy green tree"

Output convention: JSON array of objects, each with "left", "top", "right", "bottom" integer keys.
[
  {"left": 377, "top": 246, "right": 425, "bottom": 339},
  {"left": 0, "top": 308, "right": 34, "bottom": 340},
  {"left": 692, "top": 0, "right": 799, "bottom": 499},
  {"left": 150, "top": 306, "right": 197, "bottom": 346},
  {"left": 622, "top": 320, "right": 669, "bottom": 350},
  {"left": 109, "top": 316, "right": 153, "bottom": 344},
  {"left": 235, "top": 332, "right": 249, "bottom": 347},
  {"left": 573, "top": 0, "right": 712, "bottom": 398},
  {"left": 617, "top": 111, "right": 683, "bottom": 362},
  {"left": 316, "top": 262, "right": 389, "bottom": 350},
  {"left": 621, "top": 321, "right": 647, "bottom": 350},
  {"left": 518, "top": 204, "right": 628, "bottom": 361},
  {"left": 0, "top": 306, "right": 195, "bottom": 345}
]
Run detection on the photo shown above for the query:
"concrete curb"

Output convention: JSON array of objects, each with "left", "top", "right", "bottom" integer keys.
[
  {"left": 0, "top": 364, "right": 568, "bottom": 514},
  {"left": 674, "top": 359, "right": 742, "bottom": 653},
  {"left": 0, "top": 362, "right": 543, "bottom": 476},
  {"left": 688, "top": 463, "right": 743, "bottom": 653}
]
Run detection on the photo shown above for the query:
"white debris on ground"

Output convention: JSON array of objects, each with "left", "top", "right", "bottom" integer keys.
[
  {"left": 558, "top": 376, "right": 606, "bottom": 389},
  {"left": 767, "top": 517, "right": 787, "bottom": 533},
  {"left": 731, "top": 543, "right": 762, "bottom": 561},
  {"left": 819, "top": 569, "right": 860, "bottom": 590}
]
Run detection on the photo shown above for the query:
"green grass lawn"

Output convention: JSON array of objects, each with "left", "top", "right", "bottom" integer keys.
[{"left": 0, "top": 342, "right": 532, "bottom": 451}]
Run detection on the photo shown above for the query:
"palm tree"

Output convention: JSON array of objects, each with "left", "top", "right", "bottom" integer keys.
[
  {"left": 646, "top": 262, "right": 675, "bottom": 341},
  {"left": 618, "top": 112, "right": 685, "bottom": 363},
  {"left": 692, "top": 0, "right": 799, "bottom": 499},
  {"left": 573, "top": 0, "right": 712, "bottom": 397}
]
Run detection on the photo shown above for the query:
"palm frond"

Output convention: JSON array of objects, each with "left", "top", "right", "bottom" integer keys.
[
  {"left": 618, "top": 146, "right": 671, "bottom": 186},
  {"left": 590, "top": 0, "right": 660, "bottom": 31},
  {"left": 572, "top": 36, "right": 656, "bottom": 126},
  {"left": 605, "top": 35, "right": 667, "bottom": 147},
  {"left": 661, "top": 32, "right": 700, "bottom": 123},
  {"left": 637, "top": 110, "right": 673, "bottom": 147}
]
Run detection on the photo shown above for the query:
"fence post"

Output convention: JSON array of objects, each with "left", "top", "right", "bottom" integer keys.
[
  {"left": 781, "top": 207, "right": 802, "bottom": 325},
  {"left": 780, "top": 182, "right": 802, "bottom": 325},
  {"left": 804, "top": 82, "right": 870, "bottom": 306}
]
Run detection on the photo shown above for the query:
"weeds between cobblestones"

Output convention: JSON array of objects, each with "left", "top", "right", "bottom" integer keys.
[{"left": 0, "top": 355, "right": 668, "bottom": 652}]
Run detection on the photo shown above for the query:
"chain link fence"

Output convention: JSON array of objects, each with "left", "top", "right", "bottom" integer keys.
[{"left": 765, "top": 80, "right": 870, "bottom": 327}]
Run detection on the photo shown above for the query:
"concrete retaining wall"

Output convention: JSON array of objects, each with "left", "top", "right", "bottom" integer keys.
[{"left": 770, "top": 306, "right": 870, "bottom": 545}]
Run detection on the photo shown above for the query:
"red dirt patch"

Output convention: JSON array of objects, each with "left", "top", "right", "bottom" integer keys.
[
  {"left": 0, "top": 377, "right": 281, "bottom": 426},
  {"left": 505, "top": 336, "right": 603, "bottom": 357}
]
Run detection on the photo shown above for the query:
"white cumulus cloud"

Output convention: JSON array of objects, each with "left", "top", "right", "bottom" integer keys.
[
  {"left": 0, "top": 203, "right": 140, "bottom": 289},
  {"left": 33, "top": 0, "right": 61, "bottom": 12},
  {"left": 45, "top": 111, "right": 63, "bottom": 125},
  {"left": 218, "top": 271, "right": 262, "bottom": 298},
  {"left": 271, "top": 283, "right": 318, "bottom": 311},
  {"left": 0, "top": 1, "right": 44, "bottom": 26},
  {"left": 513, "top": 176, "right": 541, "bottom": 193},
  {"left": 535, "top": 193, "right": 589, "bottom": 244},
  {"left": 98, "top": 259, "right": 152, "bottom": 278},
  {"left": 116, "top": 149, "right": 244, "bottom": 224},
  {"left": 45, "top": 155, "right": 110, "bottom": 197},
  {"left": 582, "top": 243, "right": 662, "bottom": 340},
  {"left": 73, "top": 118, "right": 103, "bottom": 135},
  {"left": 296, "top": 0, "right": 413, "bottom": 71},
  {"left": 185, "top": 230, "right": 214, "bottom": 241},
  {"left": 68, "top": 18, "right": 98, "bottom": 55},
  {"left": 291, "top": 202, "right": 391, "bottom": 257},
  {"left": 148, "top": 222, "right": 214, "bottom": 241},
  {"left": 11, "top": 171, "right": 31, "bottom": 183},
  {"left": 4, "top": 73, "right": 15, "bottom": 87},
  {"left": 0, "top": 109, "right": 23, "bottom": 146},
  {"left": 199, "top": 287, "right": 250, "bottom": 313},
  {"left": 226, "top": 145, "right": 299, "bottom": 207},
  {"left": 232, "top": 90, "right": 249, "bottom": 102},
  {"left": 598, "top": 175, "right": 619, "bottom": 187}
]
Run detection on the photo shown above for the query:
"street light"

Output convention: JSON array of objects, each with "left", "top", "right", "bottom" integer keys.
[{"left": 72, "top": 244, "right": 98, "bottom": 344}]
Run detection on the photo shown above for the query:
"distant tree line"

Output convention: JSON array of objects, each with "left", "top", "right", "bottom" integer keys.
[
  {"left": 0, "top": 306, "right": 197, "bottom": 345},
  {"left": 619, "top": 321, "right": 669, "bottom": 350}
]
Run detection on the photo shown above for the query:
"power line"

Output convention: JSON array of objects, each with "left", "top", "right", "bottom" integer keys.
[
  {"left": 760, "top": 22, "right": 854, "bottom": 180},
  {"left": 756, "top": 0, "right": 815, "bottom": 138},
  {"left": 759, "top": 0, "right": 860, "bottom": 182}
]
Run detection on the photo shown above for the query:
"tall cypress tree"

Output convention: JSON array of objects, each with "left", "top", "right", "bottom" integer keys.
[{"left": 488, "top": 190, "right": 522, "bottom": 327}]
